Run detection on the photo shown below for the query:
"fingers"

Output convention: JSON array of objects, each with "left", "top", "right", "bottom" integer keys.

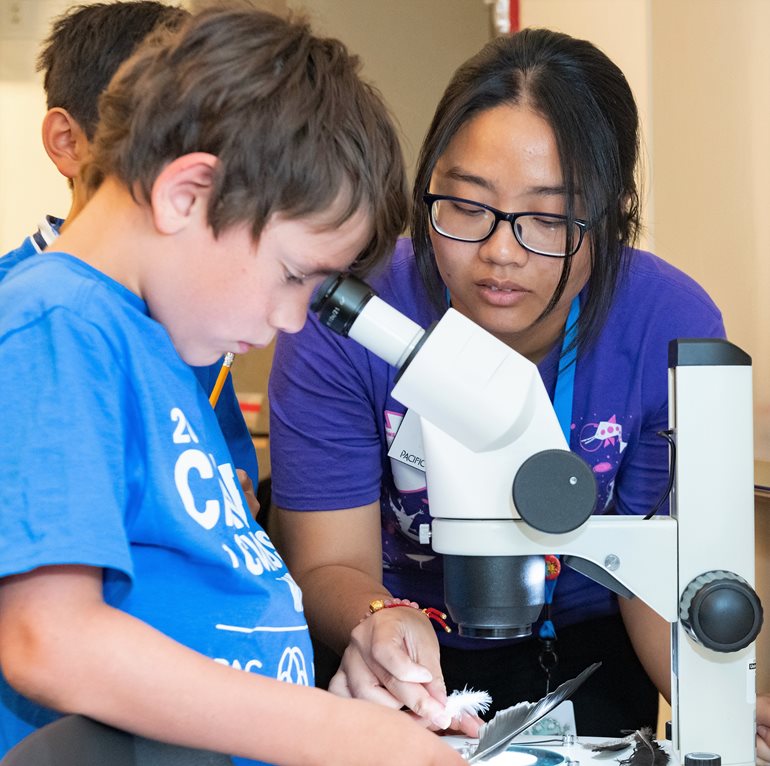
[
  {"left": 333, "top": 645, "right": 404, "bottom": 708},
  {"left": 365, "top": 609, "right": 438, "bottom": 684},
  {"left": 450, "top": 711, "right": 484, "bottom": 738},
  {"left": 337, "top": 613, "right": 454, "bottom": 730},
  {"left": 757, "top": 696, "right": 770, "bottom": 764},
  {"left": 327, "top": 667, "right": 352, "bottom": 697},
  {"left": 362, "top": 609, "right": 455, "bottom": 727},
  {"left": 383, "top": 675, "right": 452, "bottom": 729},
  {"left": 370, "top": 638, "right": 433, "bottom": 684},
  {"left": 236, "top": 468, "right": 252, "bottom": 491},
  {"left": 757, "top": 727, "right": 770, "bottom": 765},
  {"left": 365, "top": 647, "right": 450, "bottom": 729},
  {"left": 236, "top": 468, "right": 260, "bottom": 521}
]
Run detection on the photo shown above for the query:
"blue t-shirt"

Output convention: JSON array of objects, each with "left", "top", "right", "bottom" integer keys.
[
  {"left": 269, "top": 237, "right": 725, "bottom": 647},
  {"left": 0, "top": 232, "right": 37, "bottom": 280},
  {"left": 0, "top": 227, "right": 258, "bottom": 486},
  {"left": 0, "top": 215, "right": 64, "bottom": 280},
  {"left": 0, "top": 253, "right": 313, "bottom": 762}
]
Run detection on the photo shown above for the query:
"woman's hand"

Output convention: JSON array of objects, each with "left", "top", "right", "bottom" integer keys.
[
  {"left": 272, "top": 503, "right": 482, "bottom": 738},
  {"left": 328, "top": 605, "right": 481, "bottom": 736}
]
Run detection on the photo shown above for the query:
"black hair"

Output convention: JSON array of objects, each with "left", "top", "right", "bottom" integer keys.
[
  {"left": 37, "top": 1, "right": 189, "bottom": 140},
  {"left": 412, "top": 28, "right": 641, "bottom": 352}
]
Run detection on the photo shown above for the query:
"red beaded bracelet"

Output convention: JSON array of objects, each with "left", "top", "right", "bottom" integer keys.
[{"left": 367, "top": 597, "right": 452, "bottom": 633}]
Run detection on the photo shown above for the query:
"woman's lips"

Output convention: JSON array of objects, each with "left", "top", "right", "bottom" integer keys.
[{"left": 475, "top": 280, "right": 530, "bottom": 306}]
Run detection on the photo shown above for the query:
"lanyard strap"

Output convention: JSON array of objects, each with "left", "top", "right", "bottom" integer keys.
[
  {"left": 32, "top": 215, "right": 64, "bottom": 253},
  {"left": 539, "top": 296, "right": 580, "bottom": 654},
  {"left": 552, "top": 295, "right": 580, "bottom": 442}
]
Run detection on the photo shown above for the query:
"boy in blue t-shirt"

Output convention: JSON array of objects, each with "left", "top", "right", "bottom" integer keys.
[
  {"left": 0, "top": 8, "right": 465, "bottom": 766},
  {"left": 0, "top": 1, "right": 260, "bottom": 501}
]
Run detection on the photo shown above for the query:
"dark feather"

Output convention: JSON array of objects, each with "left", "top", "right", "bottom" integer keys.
[
  {"left": 616, "top": 728, "right": 669, "bottom": 766},
  {"left": 591, "top": 732, "right": 638, "bottom": 752},
  {"left": 467, "top": 662, "right": 602, "bottom": 763}
]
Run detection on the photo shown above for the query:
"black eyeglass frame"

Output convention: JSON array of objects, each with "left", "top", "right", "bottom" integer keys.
[{"left": 423, "top": 193, "right": 590, "bottom": 258}]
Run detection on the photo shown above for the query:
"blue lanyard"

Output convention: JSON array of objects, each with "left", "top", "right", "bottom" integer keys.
[
  {"left": 540, "top": 295, "right": 580, "bottom": 645},
  {"left": 552, "top": 295, "right": 580, "bottom": 443}
]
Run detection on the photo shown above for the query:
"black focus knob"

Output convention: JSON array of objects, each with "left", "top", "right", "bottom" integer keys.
[
  {"left": 512, "top": 449, "right": 596, "bottom": 533},
  {"left": 679, "top": 570, "right": 763, "bottom": 652}
]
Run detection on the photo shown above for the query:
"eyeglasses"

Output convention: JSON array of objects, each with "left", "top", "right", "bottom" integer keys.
[{"left": 424, "top": 193, "right": 589, "bottom": 258}]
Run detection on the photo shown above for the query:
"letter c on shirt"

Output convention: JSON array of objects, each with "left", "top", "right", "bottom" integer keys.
[{"left": 175, "top": 448, "right": 220, "bottom": 529}]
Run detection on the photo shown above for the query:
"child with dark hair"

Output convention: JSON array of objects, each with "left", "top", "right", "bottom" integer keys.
[
  {"left": 39, "top": 1, "right": 189, "bottom": 141},
  {"left": 0, "top": 0, "right": 259, "bottom": 511},
  {"left": 0, "top": 7, "right": 464, "bottom": 765}
]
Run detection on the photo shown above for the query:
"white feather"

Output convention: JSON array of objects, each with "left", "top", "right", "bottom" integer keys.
[{"left": 445, "top": 687, "right": 493, "bottom": 719}]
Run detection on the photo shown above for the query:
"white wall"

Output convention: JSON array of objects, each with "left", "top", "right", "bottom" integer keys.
[
  {"left": 650, "top": 0, "right": 770, "bottom": 462},
  {"left": 521, "top": 0, "right": 769, "bottom": 463},
  {"left": 294, "top": 0, "right": 490, "bottom": 187},
  {"left": 0, "top": 0, "right": 72, "bottom": 251}
]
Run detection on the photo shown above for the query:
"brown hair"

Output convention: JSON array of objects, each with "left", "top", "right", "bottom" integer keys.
[
  {"left": 37, "top": 1, "right": 189, "bottom": 141},
  {"left": 85, "top": 5, "right": 408, "bottom": 274}
]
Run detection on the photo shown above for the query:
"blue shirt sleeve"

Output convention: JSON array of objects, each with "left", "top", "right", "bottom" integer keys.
[{"left": 0, "top": 308, "right": 134, "bottom": 582}]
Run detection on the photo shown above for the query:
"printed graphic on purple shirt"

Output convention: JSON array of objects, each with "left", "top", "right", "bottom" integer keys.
[
  {"left": 574, "top": 412, "right": 633, "bottom": 511},
  {"left": 382, "top": 409, "right": 438, "bottom": 573}
]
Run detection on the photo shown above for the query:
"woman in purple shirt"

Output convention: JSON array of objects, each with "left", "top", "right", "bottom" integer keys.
[{"left": 269, "top": 28, "right": 724, "bottom": 736}]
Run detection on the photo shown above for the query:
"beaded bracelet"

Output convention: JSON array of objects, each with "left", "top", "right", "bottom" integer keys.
[{"left": 367, "top": 597, "right": 452, "bottom": 633}]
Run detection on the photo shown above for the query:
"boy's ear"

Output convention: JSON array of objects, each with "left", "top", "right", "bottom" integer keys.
[
  {"left": 150, "top": 153, "right": 219, "bottom": 235},
  {"left": 41, "top": 108, "right": 90, "bottom": 180}
]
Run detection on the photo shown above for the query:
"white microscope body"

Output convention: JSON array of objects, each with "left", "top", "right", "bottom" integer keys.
[{"left": 312, "top": 274, "right": 762, "bottom": 766}]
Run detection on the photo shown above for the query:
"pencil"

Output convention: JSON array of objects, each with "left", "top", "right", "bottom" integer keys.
[{"left": 209, "top": 352, "right": 235, "bottom": 408}]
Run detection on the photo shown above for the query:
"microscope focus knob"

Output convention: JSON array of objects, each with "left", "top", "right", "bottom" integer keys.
[
  {"left": 512, "top": 449, "right": 596, "bottom": 533},
  {"left": 679, "top": 570, "right": 763, "bottom": 652}
]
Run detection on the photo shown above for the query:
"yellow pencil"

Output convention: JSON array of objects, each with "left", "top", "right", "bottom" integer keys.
[{"left": 209, "top": 352, "right": 235, "bottom": 408}]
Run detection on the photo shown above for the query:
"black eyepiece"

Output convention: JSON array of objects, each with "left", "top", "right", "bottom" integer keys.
[{"left": 310, "top": 272, "right": 376, "bottom": 337}]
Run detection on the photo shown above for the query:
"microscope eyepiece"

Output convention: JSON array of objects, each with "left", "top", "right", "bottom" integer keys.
[
  {"left": 311, "top": 272, "right": 375, "bottom": 338},
  {"left": 311, "top": 273, "right": 425, "bottom": 370}
]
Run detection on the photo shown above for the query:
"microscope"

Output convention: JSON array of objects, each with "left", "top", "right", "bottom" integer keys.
[{"left": 312, "top": 273, "right": 763, "bottom": 766}]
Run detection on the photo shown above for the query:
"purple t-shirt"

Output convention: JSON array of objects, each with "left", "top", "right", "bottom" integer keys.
[{"left": 269, "top": 238, "right": 724, "bottom": 647}]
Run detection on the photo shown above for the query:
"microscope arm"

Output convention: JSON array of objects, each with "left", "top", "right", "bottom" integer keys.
[{"left": 431, "top": 515, "right": 678, "bottom": 622}]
